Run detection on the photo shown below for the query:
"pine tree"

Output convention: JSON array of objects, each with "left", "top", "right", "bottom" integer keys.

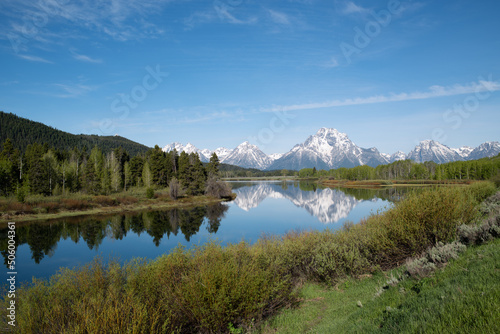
[{"left": 207, "top": 152, "right": 220, "bottom": 179}]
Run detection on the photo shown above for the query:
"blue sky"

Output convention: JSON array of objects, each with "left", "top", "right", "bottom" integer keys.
[{"left": 1, "top": 0, "right": 499, "bottom": 155}]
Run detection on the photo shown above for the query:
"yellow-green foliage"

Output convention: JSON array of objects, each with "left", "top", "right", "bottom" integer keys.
[
  {"left": 6, "top": 244, "right": 295, "bottom": 334},
  {"left": 3, "top": 186, "right": 491, "bottom": 333}
]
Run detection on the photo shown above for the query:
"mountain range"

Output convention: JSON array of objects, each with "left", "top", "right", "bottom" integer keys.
[{"left": 163, "top": 128, "right": 500, "bottom": 170}]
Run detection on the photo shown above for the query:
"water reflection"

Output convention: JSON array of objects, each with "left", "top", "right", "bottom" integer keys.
[
  {"left": 0, "top": 203, "right": 228, "bottom": 266},
  {"left": 231, "top": 181, "right": 408, "bottom": 223},
  {"left": 0, "top": 182, "right": 414, "bottom": 283}
]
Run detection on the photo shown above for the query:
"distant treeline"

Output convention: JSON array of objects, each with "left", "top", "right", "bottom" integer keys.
[
  {"left": 298, "top": 155, "right": 500, "bottom": 182},
  {"left": 0, "top": 138, "right": 221, "bottom": 198},
  {"left": 0, "top": 111, "right": 150, "bottom": 156}
]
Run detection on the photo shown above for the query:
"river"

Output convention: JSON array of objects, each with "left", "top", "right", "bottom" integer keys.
[{"left": 1, "top": 181, "right": 407, "bottom": 284}]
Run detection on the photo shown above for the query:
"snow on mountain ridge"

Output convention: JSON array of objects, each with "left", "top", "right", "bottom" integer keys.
[
  {"left": 221, "top": 141, "right": 274, "bottom": 169},
  {"left": 162, "top": 131, "right": 498, "bottom": 170}
]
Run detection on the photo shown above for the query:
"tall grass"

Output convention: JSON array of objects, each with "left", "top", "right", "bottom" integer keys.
[{"left": 2, "top": 183, "right": 494, "bottom": 333}]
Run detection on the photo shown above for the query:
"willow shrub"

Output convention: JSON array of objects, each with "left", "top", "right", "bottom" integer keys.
[{"left": 5, "top": 243, "right": 295, "bottom": 334}]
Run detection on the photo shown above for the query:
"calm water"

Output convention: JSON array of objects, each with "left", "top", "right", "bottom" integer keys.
[{"left": 2, "top": 181, "right": 406, "bottom": 284}]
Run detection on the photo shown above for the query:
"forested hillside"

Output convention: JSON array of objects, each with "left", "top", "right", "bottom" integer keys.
[{"left": 0, "top": 111, "right": 150, "bottom": 156}]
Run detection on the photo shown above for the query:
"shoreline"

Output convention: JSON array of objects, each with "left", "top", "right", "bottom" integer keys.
[{"left": 0, "top": 194, "right": 234, "bottom": 226}]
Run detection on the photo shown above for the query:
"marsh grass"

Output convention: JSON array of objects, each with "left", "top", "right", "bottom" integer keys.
[{"left": 2, "top": 183, "right": 496, "bottom": 333}]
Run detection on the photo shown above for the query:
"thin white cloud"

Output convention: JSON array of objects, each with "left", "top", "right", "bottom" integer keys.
[
  {"left": 184, "top": 3, "right": 258, "bottom": 29},
  {"left": 267, "top": 9, "right": 291, "bottom": 25},
  {"left": 18, "top": 54, "right": 53, "bottom": 63},
  {"left": 71, "top": 50, "right": 103, "bottom": 63},
  {"left": 53, "top": 83, "right": 95, "bottom": 98},
  {"left": 341, "top": 1, "right": 369, "bottom": 15},
  {"left": 4, "top": 0, "right": 172, "bottom": 43},
  {"left": 323, "top": 57, "right": 339, "bottom": 68},
  {"left": 263, "top": 79, "right": 500, "bottom": 112}
]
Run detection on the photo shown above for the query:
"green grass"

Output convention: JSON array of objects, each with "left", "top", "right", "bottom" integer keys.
[{"left": 261, "top": 238, "right": 500, "bottom": 334}]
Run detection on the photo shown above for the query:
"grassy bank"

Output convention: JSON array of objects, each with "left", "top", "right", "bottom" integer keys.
[
  {"left": 1, "top": 182, "right": 497, "bottom": 333},
  {"left": 262, "top": 238, "right": 500, "bottom": 333},
  {"left": 0, "top": 187, "right": 235, "bottom": 224},
  {"left": 321, "top": 178, "right": 475, "bottom": 188}
]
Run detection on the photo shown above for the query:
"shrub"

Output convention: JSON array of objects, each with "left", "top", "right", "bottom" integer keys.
[
  {"left": 205, "top": 177, "right": 233, "bottom": 199},
  {"left": 39, "top": 201, "right": 60, "bottom": 214},
  {"left": 93, "top": 195, "right": 117, "bottom": 206},
  {"left": 146, "top": 187, "right": 155, "bottom": 199},
  {"left": 168, "top": 178, "right": 182, "bottom": 200},
  {"left": 7, "top": 243, "right": 295, "bottom": 333},
  {"left": 406, "top": 241, "right": 466, "bottom": 278},
  {"left": 458, "top": 215, "right": 500, "bottom": 246},
  {"left": 468, "top": 181, "right": 496, "bottom": 203},
  {"left": 115, "top": 196, "right": 139, "bottom": 205},
  {"left": 16, "top": 186, "right": 26, "bottom": 203},
  {"left": 61, "top": 199, "right": 92, "bottom": 211}
]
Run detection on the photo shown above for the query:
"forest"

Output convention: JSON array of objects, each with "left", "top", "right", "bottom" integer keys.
[
  {"left": 298, "top": 155, "right": 500, "bottom": 183},
  {"left": 0, "top": 138, "right": 223, "bottom": 200},
  {"left": 0, "top": 111, "right": 150, "bottom": 156}
]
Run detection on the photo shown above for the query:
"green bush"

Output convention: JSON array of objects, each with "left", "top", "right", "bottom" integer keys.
[
  {"left": 146, "top": 187, "right": 155, "bottom": 199},
  {"left": 468, "top": 181, "right": 496, "bottom": 202},
  {"left": 6, "top": 243, "right": 295, "bottom": 333}
]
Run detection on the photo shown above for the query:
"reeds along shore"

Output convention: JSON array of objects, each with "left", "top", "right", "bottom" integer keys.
[{"left": 1, "top": 181, "right": 497, "bottom": 333}]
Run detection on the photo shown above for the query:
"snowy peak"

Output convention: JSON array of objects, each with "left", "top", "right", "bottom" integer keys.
[
  {"left": 221, "top": 141, "right": 273, "bottom": 169},
  {"left": 269, "top": 153, "right": 284, "bottom": 161},
  {"left": 214, "top": 147, "right": 233, "bottom": 160},
  {"left": 162, "top": 142, "right": 210, "bottom": 162},
  {"left": 389, "top": 151, "right": 407, "bottom": 162},
  {"left": 452, "top": 146, "right": 473, "bottom": 158},
  {"left": 468, "top": 141, "right": 500, "bottom": 160},
  {"left": 407, "top": 140, "right": 462, "bottom": 164},
  {"left": 162, "top": 131, "right": 498, "bottom": 170},
  {"left": 269, "top": 128, "right": 388, "bottom": 170}
]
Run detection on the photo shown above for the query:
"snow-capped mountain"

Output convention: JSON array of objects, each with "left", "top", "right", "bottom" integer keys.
[
  {"left": 467, "top": 141, "right": 500, "bottom": 160},
  {"left": 221, "top": 141, "right": 274, "bottom": 169},
  {"left": 268, "top": 128, "right": 389, "bottom": 170},
  {"left": 214, "top": 147, "right": 233, "bottom": 161},
  {"left": 452, "top": 146, "right": 473, "bottom": 159},
  {"left": 162, "top": 131, "right": 498, "bottom": 170},
  {"left": 389, "top": 151, "right": 407, "bottom": 162},
  {"left": 162, "top": 142, "right": 210, "bottom": 162},
  {"left": 269, "top": 153, "right": 284, "bottom": 161},
  {"left": 406, "top": 140, "right": 463, "bottom": 164}
]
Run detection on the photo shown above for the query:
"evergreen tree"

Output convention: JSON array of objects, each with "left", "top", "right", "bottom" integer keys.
[
  {"left": 207, "top": 152, "right": 220, "bottom": 178},
  {"left": 25, "top": 143, "right": 47, "bottom": 194},
  {"left": 189, "top": 153, "right": 207, "bottom": 195}
]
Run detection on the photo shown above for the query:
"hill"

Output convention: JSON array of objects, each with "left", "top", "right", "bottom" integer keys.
[{"left": 0, "top": 111, "right": 150, "bottom": 156}]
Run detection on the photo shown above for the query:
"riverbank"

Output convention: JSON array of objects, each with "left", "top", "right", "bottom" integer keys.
[
  {"left": 321, "top": 178, "right": 475, "bottom": 188},
  {"left": 0, "top": 188, "right": 236, "bottom": 225},
  {"left": 1, "top": 182, "right": 497, "bottom": 333},
  {"left": 262, "top": 237, "right": 500, "bottom": 333}
]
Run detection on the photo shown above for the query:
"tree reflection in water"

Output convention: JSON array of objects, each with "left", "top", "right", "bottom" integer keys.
[{"left": 0, "top": 203, "right": 229, "bottom": 266}]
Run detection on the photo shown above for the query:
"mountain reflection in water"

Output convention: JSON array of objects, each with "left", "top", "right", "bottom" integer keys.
[
  {"left": 232, "top": 182, "right": 361, "bottom": 223},
  {"left": 0, "top": 181, "right": 408, "bottom": 283}
]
